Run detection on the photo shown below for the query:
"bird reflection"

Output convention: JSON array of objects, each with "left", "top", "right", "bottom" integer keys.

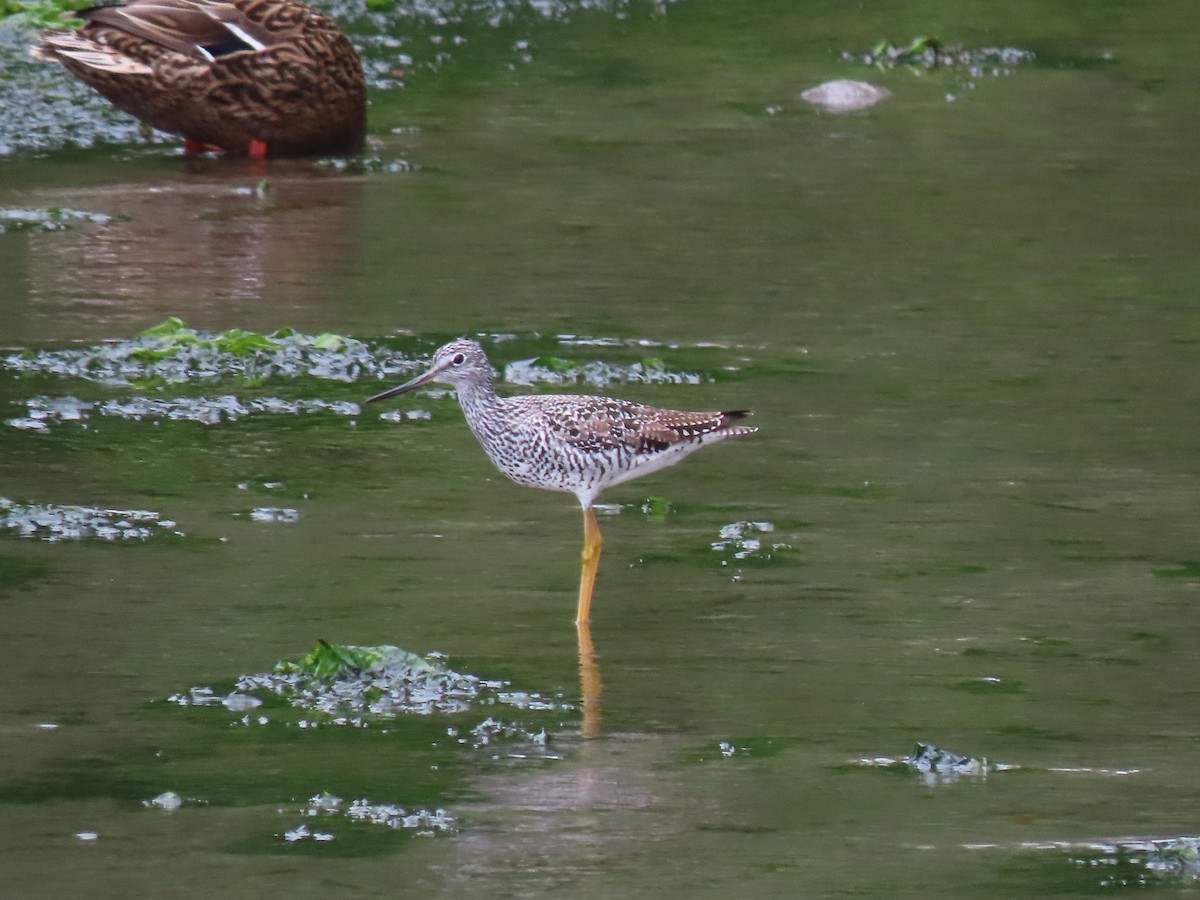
[
  {"left": 19, "top": 159, "right": 366, "bottom": 333},
  {"left": 436, "top": 722, "right": 714, "bottom": 892},
  {"left": 577, "top": 621, "right": 602, "bottom": 738}
]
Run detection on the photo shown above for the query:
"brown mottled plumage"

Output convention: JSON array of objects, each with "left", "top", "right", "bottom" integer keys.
[
  {"left": 365, "top": 339, "right": 759, "bottom": 622},
  {"left": 33, "top": 0, "right": 365, "bottom": 156}
]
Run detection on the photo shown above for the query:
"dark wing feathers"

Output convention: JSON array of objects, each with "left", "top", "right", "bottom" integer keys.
[
  {"left": 81, "top": 0, "right": 267, "bottom": 59},
  {"left": 543, "top": 400, "right": 755, "bottom": 453},
  {"left": 631, "top": 409, "right": 755, "bottom": 452}
]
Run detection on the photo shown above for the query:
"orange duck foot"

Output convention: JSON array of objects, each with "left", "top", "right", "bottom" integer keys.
[
  {"left": 183, "top": 138, "right": 220, "bottom": 154},
  {"left": 183, "top": 138, "right": 269, "bottom": 157}
]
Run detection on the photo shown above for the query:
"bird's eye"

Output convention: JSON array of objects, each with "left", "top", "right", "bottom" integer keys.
[{"left": 452, "top": 353, "right": 466, "bottom": 365}]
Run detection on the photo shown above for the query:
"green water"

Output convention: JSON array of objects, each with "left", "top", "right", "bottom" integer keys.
[{"left": 2, "top": 0, "right": 1199, "bottom": 896}]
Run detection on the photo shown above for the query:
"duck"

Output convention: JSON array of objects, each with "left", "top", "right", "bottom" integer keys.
[{"left": 33, "top": 0, "right": 366, "bottom": 157}]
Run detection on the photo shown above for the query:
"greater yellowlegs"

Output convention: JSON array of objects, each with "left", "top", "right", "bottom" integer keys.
[{"left": 365, "top": 339, "right": 758, "bottom": 623}]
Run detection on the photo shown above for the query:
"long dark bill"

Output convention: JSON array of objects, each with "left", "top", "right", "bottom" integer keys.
[{"left": 363, "top": 368, "right": 438, "bottom": 404}]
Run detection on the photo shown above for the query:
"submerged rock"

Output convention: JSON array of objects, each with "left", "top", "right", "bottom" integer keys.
[{"left": 801, "top": 79, "right": 890, "bottom": 112}]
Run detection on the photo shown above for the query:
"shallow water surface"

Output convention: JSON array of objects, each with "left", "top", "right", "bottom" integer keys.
[{"left": 1, "top": 0, "right": 1199, "bottom": 896}]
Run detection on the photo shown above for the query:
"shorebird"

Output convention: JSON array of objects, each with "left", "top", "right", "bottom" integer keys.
[{"left": 365, "top": 339, "right": 758, "bottom": 623}]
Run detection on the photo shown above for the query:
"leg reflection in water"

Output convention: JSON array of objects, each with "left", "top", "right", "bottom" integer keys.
[{"left": 577, "top": 621, "right": 602, "bottom": 738}]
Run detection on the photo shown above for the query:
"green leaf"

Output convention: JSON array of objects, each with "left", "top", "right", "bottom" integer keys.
[
  {"left": 532, "top": 356, "right": 577, "bottom": 373},
  {"left": 308, "top": 332, "right": 344, "bottom": 351},
  {"left": 293, "top": 640, "right": 386, "bottom": 678},
  {"left": 126, "top": 347, "right": 172, "bottom": 362},
  {"left": 641, "top": 496, "right": 670, "bottom": 517},
  {"left": 214, "top": 328, "right": 279, "bottom": 356},
  {"left": 138, "top": 317, "right": 190, "bottom": 339},
  {"left": 159, "top": 331, "right": 201, "bottom": 349},
  {"left": 281, "top": 641, "right": 437, "bottom": 679}
]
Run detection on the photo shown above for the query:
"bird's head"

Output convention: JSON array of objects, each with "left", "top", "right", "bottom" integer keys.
[{"left": 364, "top": 338, "right": 491, "bottom": 404}]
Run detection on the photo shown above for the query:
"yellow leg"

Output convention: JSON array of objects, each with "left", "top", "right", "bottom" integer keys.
[
  {"left": 576, "top": 505, "right": 604, "bottom": 624},
  {"left": 577, "top": 620, "right": 602, "bottom": 738}
]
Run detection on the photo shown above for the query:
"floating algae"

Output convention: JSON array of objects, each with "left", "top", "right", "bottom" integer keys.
[
  {"left": 1000, "top": 836, "right": 1200, "bottom": 889},
  {"left": 844, "top": 38, "right": 1036, "bottom": 75},
  {"left": 1, "top": 318, "right": 406, "bottom": 385},
  {"left": 0, "top": 497, "right": 181, "bottom": 542},
  {"left": 1, "top": 318, "right": 421, "bottom": 386},
  {"left": 0, "top": 207, "right": 113, "bottom": 233},
  {"left": 279, "top": 792, "right": 455, "bottom": 842},
  {"left": 9, "top": 395, "right": 362, "bottom": 431},
  {"left": 1117, "top": 837, "right": 1200, "bottom": 882},
  {"left": 4, "top": 319, "right": 717, "bottom": 394},
  {"left": 247, "top": 507, "right": 300, "bottom": 523},
  {"left": 831, "top": 38, "right": 1037, "bottom": 106},
  {"left": 711, "top": 520, "right": 789, "bottom": 563},
  {"left": 859, "top": 742, "right": 1019, "bottom": 785},
  {"left": 504, "top": 356, "right": 704, "bottom": 388},
  {"left": 169, "top": 641, "right": 570, "bottom": 729}
]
